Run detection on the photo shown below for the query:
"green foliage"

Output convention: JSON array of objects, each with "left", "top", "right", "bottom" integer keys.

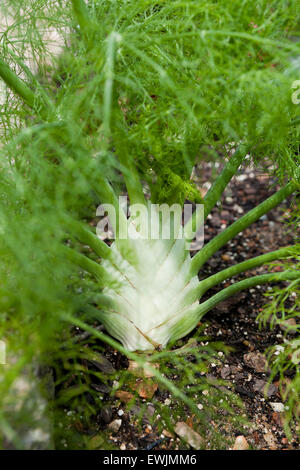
[
  {"left": 50, "top": 325, "right": 246, "bottom": 450},
  {"left": 258, "top": 259, "right": 300, "bottom": 440},
  {"left": 1, "top": 0, "right": 300, "bottom": 187},
  {"left": 0, "top": 0, "right": 299, "bottom": 449}
]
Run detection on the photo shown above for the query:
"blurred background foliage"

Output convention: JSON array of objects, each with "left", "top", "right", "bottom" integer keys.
[{"left": 0, "top": 0, "right": 299, "bottom": 448}]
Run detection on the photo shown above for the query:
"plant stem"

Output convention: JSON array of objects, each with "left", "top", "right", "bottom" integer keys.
[
  {"left": 197, "top": 244, "right": 299, "bottom": 297},
  {"left": 118, "top": 155, "right": 147, "bottom": 206},
  {"left": 85, "top": 295, "right": 116, "bottom": 311},
  {"left": 0, "top": 58, "right": 45, "bottom": 116},
  {"left": 104, "top": 35, "right": 146, "bottom": 206},
  {"left": 92, "top": 178, "right": 128, "bottom": 239},
  {"left": 190, "top": 181, "right": 297, "bottom": 276},
  {"left": 196, "top": 270, "right": 300, "bottom": 320},
  {"left": 159, "top": 31, "right": 299, "bottom": 52},
  {"left": 5, "top": 48, "right": 54, "bottom": 112},
  {"left": 102, "top": 32, "right": 117, "bottom": 141},
  {"left": 71, "top": 0, "right": 94, "bottom": 41},
  {"left": 115, "top": 128, "right": 146, "bottom": 206},
  {"left": 61, "top": 245, "right": 105, "bottom": 281},
  {"left": 185, "top": 144, "right": 248, "bottom": 241},
  {"left": 202, "top": 144, "right": 248, "bottom": 220},
  {"left": 65, "top": 219, "right": 138, "bottom": 284},
  {"left": 63, "top": 219, "right": 112, "bottom": 259}
]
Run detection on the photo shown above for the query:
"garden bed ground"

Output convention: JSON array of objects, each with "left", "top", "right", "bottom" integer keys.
[{"left": 59, "top": 162, "right": 299, "bottom": 451}]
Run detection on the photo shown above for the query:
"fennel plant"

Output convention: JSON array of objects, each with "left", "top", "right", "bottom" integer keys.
[
  {"left": 0, "top": 0, "right": 299, "bottom": 350},
  {"left": 0, "top": 0, "right": 299, "bottom": 448}
]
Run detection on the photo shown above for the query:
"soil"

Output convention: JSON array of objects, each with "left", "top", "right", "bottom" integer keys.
[
  {"left": 191, "top": 162, "right": 300, "bottom": 450},
  {"left": 57, "top": 162, "right": 300, "bottom": 451}
]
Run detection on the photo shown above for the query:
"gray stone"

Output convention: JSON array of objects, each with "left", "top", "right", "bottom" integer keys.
[
  {"left": 253, "top": 379, "right": 277, "bottom": 397},
  {"left": 107, "top": 419, "right": 122, "bottom": 433}
]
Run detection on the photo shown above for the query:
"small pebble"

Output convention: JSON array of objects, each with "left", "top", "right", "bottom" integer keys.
[
  {"left": 269, "top": 402, "right": 285, "bottom": 413},
  {"left": 233, "top": 435, "right": 249, "bottom": 450},
  {"left": 107, "top": 419, "right": 122, "bottom": 433}
]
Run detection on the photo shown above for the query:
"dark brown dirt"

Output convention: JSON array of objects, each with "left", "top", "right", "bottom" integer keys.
[{"left": 193, "top": 163, "right": 299, "bottom": 450}]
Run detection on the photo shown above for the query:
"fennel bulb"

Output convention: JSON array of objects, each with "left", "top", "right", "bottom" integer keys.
[{"left": 98, "top": 206, "right": 201, "bottom": 351}]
